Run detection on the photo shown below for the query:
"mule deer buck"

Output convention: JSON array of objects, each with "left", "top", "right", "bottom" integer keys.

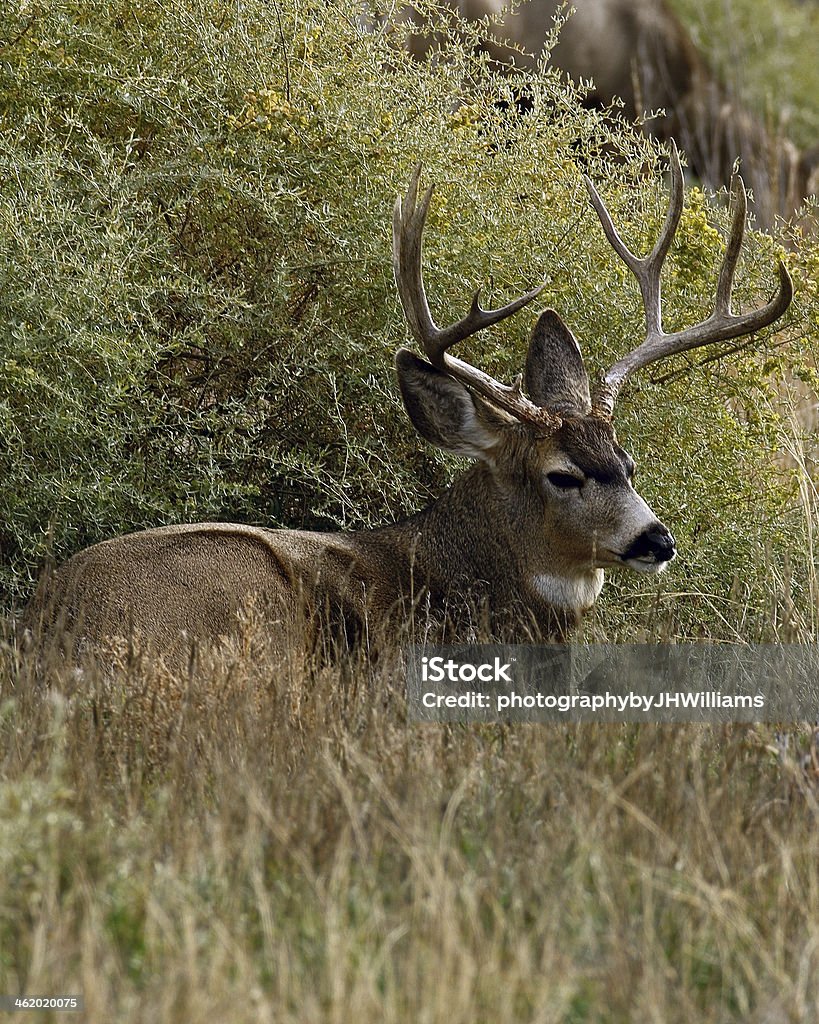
[
  {"left": 24, "top": 145, "right": 791, "bottom": 664},
  {"left": 405, "top": 0, "right": 819, "bottom": 228}
]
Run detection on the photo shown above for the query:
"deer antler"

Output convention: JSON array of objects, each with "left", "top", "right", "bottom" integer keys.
[
  {"left": 393, "top": 165, "right": 560, "bottom": 430},
  {"left": 584, "top": 141, "right": 793, "bottom": 418}
]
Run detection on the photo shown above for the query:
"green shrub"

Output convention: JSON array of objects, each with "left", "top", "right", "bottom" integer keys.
[
  {"left": 0, "top": 0, "right": 815, "bottom": 638},
  {"left": 671, "top": 0, "right": 819, "bottom": 150}
]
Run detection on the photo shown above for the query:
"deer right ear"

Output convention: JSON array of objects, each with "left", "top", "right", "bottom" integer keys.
[
  {"left": 395, "top": 350, "right": 506, "bottom": 461},
  {"left": 525, "top": 310, "right": 591, "bottom": 415}
]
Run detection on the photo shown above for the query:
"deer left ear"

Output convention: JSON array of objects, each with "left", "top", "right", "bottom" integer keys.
[
  {"left": 395, "top": 349, "right": 509, "bottom": 463},
  {"left": 525, "top": 310, "right": 591, "bottom": 415}
]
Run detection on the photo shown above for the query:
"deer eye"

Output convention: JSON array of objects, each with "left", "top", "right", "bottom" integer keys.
[{"left": 546, "top": 471, "right": 584, "bottom": 491}]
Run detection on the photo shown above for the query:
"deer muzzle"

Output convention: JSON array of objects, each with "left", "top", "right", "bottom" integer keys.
[{"left": 621, "top": 522, "right": 677, "bottom": 572}]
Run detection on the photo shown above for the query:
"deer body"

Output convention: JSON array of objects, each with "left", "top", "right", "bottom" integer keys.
[
  {"left": 409, "top": 0, "right": 697, "bottom": 123},
  {"left": 25, "top": 413, "right": 658, "bottom": 656},
  {"left": 24, "top": 152, "right": 791, "bottom": 664},
  {"left": 407, "top": 0, "right": 817, "bottom": 226}
]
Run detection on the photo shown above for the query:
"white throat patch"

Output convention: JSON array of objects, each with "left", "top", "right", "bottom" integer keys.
[{"left": 530, "top": 571, "right": 605, "bottom": 611}]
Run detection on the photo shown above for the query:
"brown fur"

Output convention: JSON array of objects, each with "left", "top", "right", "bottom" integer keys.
[
  {"left": 23, "top": 376, "right": 660, "bottom": 666},
  {"left": 22, "top": 448, "right": 581, "bottom": 662}
]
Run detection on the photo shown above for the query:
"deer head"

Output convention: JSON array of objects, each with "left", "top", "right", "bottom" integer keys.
[{"left": 392, "top": 148, "right": 792, "bottom": 600}]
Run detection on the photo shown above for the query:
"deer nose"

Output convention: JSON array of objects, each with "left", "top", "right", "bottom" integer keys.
[{"left": 624, "top": 523, "right": 677, "bottom": 563}]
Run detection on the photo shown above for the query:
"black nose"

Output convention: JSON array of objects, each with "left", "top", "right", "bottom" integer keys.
[{"left": 623, "top": 523, "right": 677, "bottom": 563}]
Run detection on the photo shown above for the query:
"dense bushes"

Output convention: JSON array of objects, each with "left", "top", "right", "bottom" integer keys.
[{"left": 0, "top": 0, "right": 816, "bottom": 637}]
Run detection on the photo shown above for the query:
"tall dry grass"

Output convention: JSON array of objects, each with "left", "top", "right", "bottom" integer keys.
[
  {"left": 2, "top": 601, "right": 819, "bottom": 1023},
  {"left": 2, "top": 380, "right": 819, "bottom": 1024}
]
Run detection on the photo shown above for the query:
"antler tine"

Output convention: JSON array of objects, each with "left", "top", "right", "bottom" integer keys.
[
  {"left": 392, "top": 164, "right": 438, "bottom": 356},
  {"left": 714, "top": 173, "right": 747, "bottom": 316},
  {"left": 585, "top": 143, "right": 793, "bottom": 418},
  {"left": 584, "top": 141, "right": 684, "bottom": 360},
  {"left": 393, "top": 164, "right": 558, "bottom": 429}
]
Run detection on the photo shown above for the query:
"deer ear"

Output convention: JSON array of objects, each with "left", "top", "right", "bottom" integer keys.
[
  {"left": 395, "top": 349, "right": 507, "bottom": 461},
  {"left": 525, "top": 310, "right": 591, "bottom": 415}
]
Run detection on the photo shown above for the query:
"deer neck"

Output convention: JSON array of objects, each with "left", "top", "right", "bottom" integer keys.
[
  {"left": 528, "top": 570, "right": 604, "bottom": 613},
  {"left": 376, "top": 463, "right": 602, "bottom": 616}
]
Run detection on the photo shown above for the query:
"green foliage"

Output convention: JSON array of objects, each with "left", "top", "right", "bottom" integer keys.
[
  {"left": 0, "top": 0, "right": 816, "bottom": 636},
  {"left": 671, "top": 0, "right": 819, "bottom": 149}
]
